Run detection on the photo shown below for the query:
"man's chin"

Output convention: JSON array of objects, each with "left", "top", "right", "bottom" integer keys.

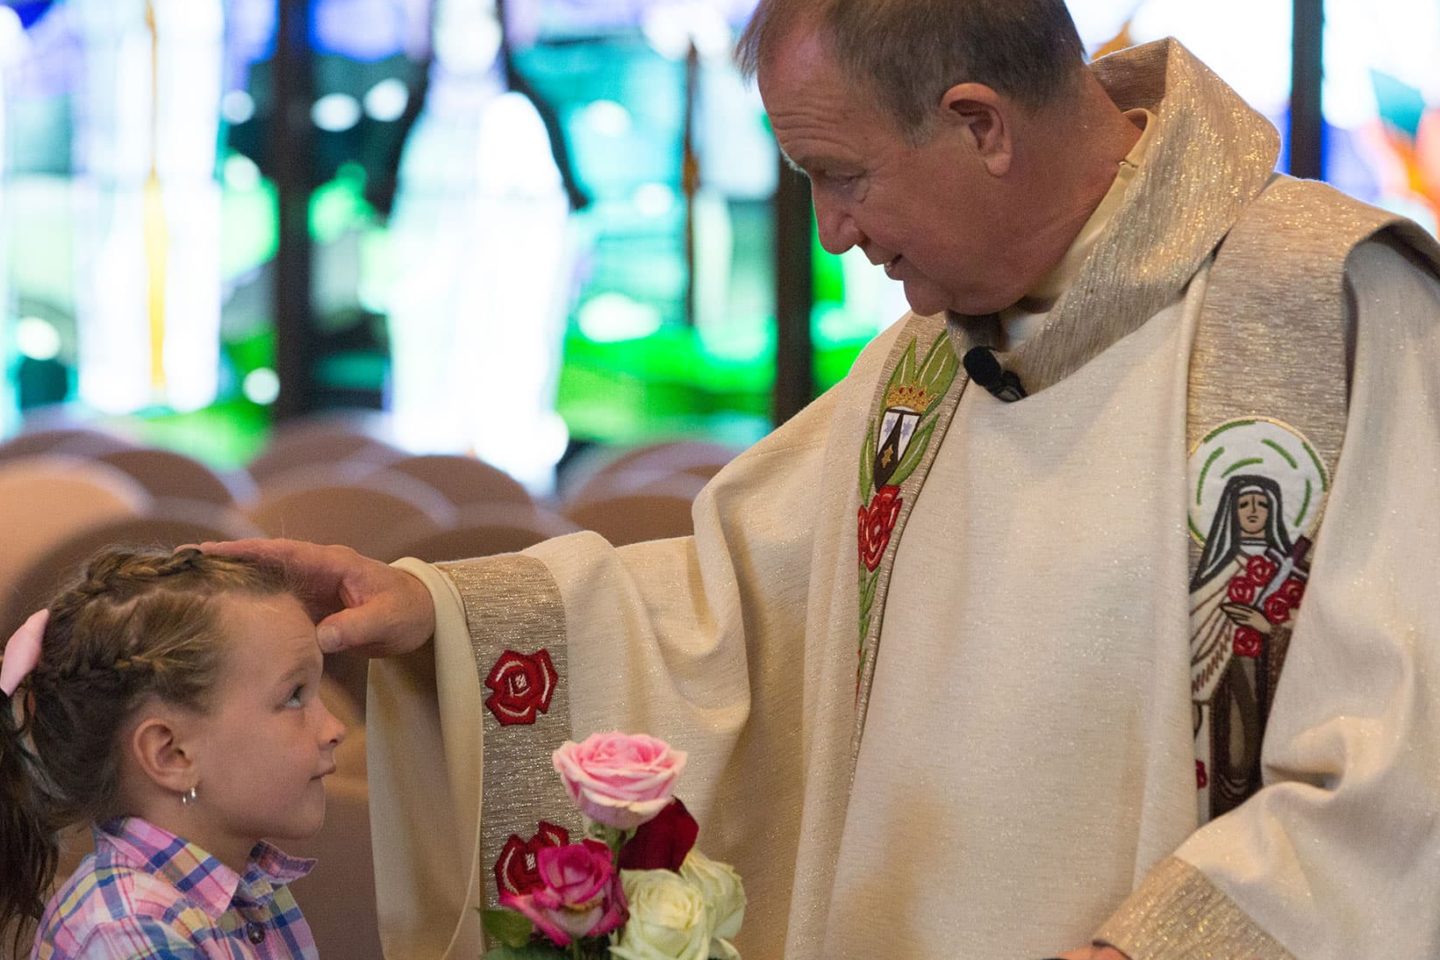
[
  {"left": 901, "top": 282, "right": 952, "bottom": 318},
  {"left": 904, "top": 282, "right": 1013, "bottom": 318}
]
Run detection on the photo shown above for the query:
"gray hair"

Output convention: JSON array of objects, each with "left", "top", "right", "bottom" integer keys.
[{"left": 736, "top": 0, "right": 1087, "bottom": 141}]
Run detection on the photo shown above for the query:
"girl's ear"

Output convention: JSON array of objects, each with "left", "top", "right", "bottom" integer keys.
[{"left": 129, "top": 713, "right": 197, "bottom": 795}]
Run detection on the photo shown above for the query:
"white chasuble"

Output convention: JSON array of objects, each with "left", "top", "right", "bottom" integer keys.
[{"left": 366, "top": 39, "right": 1440, "bottom": 960}]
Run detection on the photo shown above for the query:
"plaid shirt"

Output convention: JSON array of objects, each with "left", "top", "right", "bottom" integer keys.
[{"left": 34, "top": 817, "right": 317, "bottom": 959}]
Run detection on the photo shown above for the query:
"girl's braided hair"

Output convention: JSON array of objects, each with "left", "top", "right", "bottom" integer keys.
[{"left": 0, "top": 547, "right": 291, "bottom": 951}]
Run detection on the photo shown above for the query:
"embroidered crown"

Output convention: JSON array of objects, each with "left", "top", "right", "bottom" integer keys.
[{"left": 885, "top": 383, "right": 933, "bottom": 411}]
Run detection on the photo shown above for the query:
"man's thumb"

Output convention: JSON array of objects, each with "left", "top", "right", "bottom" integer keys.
[{"left": 316, "top": 610, "right": 362, "bottom": 653}]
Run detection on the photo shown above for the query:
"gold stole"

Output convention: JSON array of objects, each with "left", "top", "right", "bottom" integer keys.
[{"left": 851, "top": 179, "right": 1440, "bottom": 825}]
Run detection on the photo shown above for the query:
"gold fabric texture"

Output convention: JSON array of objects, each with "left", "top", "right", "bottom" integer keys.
[
  {"left": 1097, "top": 857, "right": 1296, "bottom": 960},
  {"left": 949, "top": 38, "right": 1279, "bottom": 393},
  {"left": 438, "top": 555, "right": 579, "bottom": 912},
  {"left": 1185, "top": 177, "right": 1440, "bottom": 820},
  {"left": 851, "top": 318, "right": 971, "bottom": 763},
  {"left": 1191, "top": 177, "right": 1440, "bottom": 497}
]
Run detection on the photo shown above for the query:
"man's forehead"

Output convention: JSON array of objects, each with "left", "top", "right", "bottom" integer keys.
[{"left": 760, "top": 32, "right": 895, "bottom": 168}]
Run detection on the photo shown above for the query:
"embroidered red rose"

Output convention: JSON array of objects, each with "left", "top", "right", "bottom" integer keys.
[
  {"left": 485, "top": 649, "right": 559, "bottom": 726},
  {"left": 1227, "top": 577, "right": 1257, "bottom": 605},
  {"left": 494, "top": 821, "right": 571, "bottom": 896},
  {"left": 858, "top": 485, "right": 903, "bottom": 572},
  {"left": 1233, "top": 626, "right": 1263, "bottom": 658},
  {"left": 1246, "top": 555, "right": 1279, "bottom": 585},
  {"left": 1280, "top": 576, "right": 1306, "bottom": 606},
  {"left": 1263, "top": 594, "right": 1292, "bottom": 625},
  {"left": 1196, "top": 760, "right": 1209, "bottom": 789}
]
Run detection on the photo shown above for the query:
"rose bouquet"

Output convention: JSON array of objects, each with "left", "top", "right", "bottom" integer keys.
[{"left": 482, "top": 732, "right": 746, "bottom": 960}]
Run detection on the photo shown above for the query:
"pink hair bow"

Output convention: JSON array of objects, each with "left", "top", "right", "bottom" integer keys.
[{"left": 0, "top": 609, "right": 49, "bottom": 697}]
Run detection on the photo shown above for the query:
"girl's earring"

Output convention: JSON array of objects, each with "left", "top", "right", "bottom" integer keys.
[{"left": 180, "top": 785, "right": 199, "bottom": 806}]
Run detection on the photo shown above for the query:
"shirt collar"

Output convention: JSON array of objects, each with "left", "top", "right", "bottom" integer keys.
[
  {"left": 96, "top": 817, "right": 315, "bottom": 921},
  {"left": 998, "top": 108, "right": 1156, "bottom": 348}
]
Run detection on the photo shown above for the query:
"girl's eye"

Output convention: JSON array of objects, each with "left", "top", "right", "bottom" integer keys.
[{"left": 285, "top": 686, "right": 305, "bottom": 708}]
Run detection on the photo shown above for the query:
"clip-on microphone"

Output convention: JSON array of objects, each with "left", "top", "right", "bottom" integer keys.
[{"left": 962, "top": 346, "right": 1027, "bottom": 402}]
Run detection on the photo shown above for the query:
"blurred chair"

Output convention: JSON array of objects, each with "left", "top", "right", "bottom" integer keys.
[
  {"left": 0, "top": 426, "right": 139, "bottom": 465},
  {"left": 247, "top": 433, "right": 408, "bottom": 486},
  {"left": 95, "top": 447, "right": 256, "bottom": 509},
  {"left": 0, "top": 456, "right": 150, "bottom": 610},
  {"left": 387, "top": 454, "right": 533, "bottom": 510},
  {"left": 560, "top": 440, "right": 740, "bottom": 506},
  {"left": 264, "top": 409, "right": 398, "bottom": 449},
  {"left": 0, "top": 501, "right": 264, "bottom": 638},
  {"left": 560, "top": 479, "right": 699, "bottom": 546},
  {"left": 247, "top": 465, "right": 458, "bottom": 557},
  {"left": 377, "top": 503, "right": 581, "bottom": 564}
]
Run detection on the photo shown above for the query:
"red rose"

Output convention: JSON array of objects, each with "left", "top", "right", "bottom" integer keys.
[
  {"left": 1233, "top": 626, "right": 1263, "bottom": 658},
  {"left": 1196, "top": 760, "right": 1209, "bottom": 789},
  {"left": 485, "top": 648, "right": 559, "bottom": 726},
  {"left": 494, "top": 821, "right": 570, "bottom": 896},
  {"left": 618, "top": 798, "right": 700, "bottom": 872},
  {"left": 1227, "top": 577, "right": 1257, "bottom": 605},
  {"left": 1263, "top": 594, "right": 1291, "bottom": 625},
  {"left": 1280, "top": 576, "right": 1306, "bottom": 606},
  {"left": 858, "top": 485, "right": 904, "bottom": 572},
  {"left": 1246, "top": 555, "right": 1279, "bottom": 585}
]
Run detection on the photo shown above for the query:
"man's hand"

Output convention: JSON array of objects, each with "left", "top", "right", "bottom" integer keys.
[
  {"left": 200, "top": 539, "right": 436, "bottom": 658},
  {"left": 1052, "top": 946, "right": 1130, "bottom": 960}
]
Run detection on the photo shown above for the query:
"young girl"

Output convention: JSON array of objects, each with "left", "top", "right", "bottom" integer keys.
[{"left": 0, "top": 547, "right": 346, "bottom": 958}]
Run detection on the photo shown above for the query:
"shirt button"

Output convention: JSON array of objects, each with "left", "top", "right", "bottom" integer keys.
[{"left": 246, "top": 922, "right": 267, "bottom": 944}]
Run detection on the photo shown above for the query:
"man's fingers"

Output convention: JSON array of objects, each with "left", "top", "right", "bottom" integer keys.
[
  {"left": 200, "top": 538, "right": 363, "bottom": 618},
  {"left": 199, "top": 538, "right": 433, "bottom": 658}
]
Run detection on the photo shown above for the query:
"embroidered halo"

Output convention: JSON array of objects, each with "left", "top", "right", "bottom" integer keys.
[{"left": 1188, "top": 417, "right": 1329, "bottom": 546}]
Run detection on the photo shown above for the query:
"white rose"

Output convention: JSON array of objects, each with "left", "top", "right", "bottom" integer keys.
[
  {"left": 610, "top": 869, "right": 711, "bottom": 960},
  {"left": 679, "top": 849, "right": 746, "bottom": 946}
]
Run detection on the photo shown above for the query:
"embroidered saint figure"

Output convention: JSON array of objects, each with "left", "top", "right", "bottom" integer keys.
[{"left": 1190, "top": 474, "right": 1310, "bottom": 819}]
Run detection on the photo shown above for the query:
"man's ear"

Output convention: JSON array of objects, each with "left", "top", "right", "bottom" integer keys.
[
  {"left": 130, "top": 712, "right": 198, "bottom": 795},
  {"left": 939, "top": 82, "right": 1013, "bottom": 177}
]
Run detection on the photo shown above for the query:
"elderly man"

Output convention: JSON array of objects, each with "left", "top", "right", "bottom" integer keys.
[{"left": 209, "top": 1, "right": 1440, "bottom": 957}]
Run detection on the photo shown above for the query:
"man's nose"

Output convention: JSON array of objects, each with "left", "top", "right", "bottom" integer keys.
[{"left": 812, "top": 190, "right": 861, "bottom": 255}]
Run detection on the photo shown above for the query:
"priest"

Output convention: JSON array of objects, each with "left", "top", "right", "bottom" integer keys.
[{"left": 207, "top": 1, "right": 1440, "bottom": 956}]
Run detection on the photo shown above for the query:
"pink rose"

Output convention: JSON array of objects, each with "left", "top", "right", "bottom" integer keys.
[
  {"left": 553, "top": 732, "right": 687, "bottom": 830},
  {"left": 499, "top": 840, "right": 627, "bottom": 947}
]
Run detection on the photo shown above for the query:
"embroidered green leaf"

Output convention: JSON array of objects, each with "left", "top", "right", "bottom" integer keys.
[
  {"left": 885, "top": 338, "right": 920, "bottom": 400},
  {"left": 859, "top": 569, "right": 879, "bottom": 623},
  {"left": 916, "top": 334, "right": 960, "bottom": 409},
  {"left": 481, "top": 909, "right": 535, "bottom": 949},
  {"left": 859, "top": 420, "right": 875, "bottom": 498},
  {"left": 888, "top": 419, "right": 937, "bottom": 488}
]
